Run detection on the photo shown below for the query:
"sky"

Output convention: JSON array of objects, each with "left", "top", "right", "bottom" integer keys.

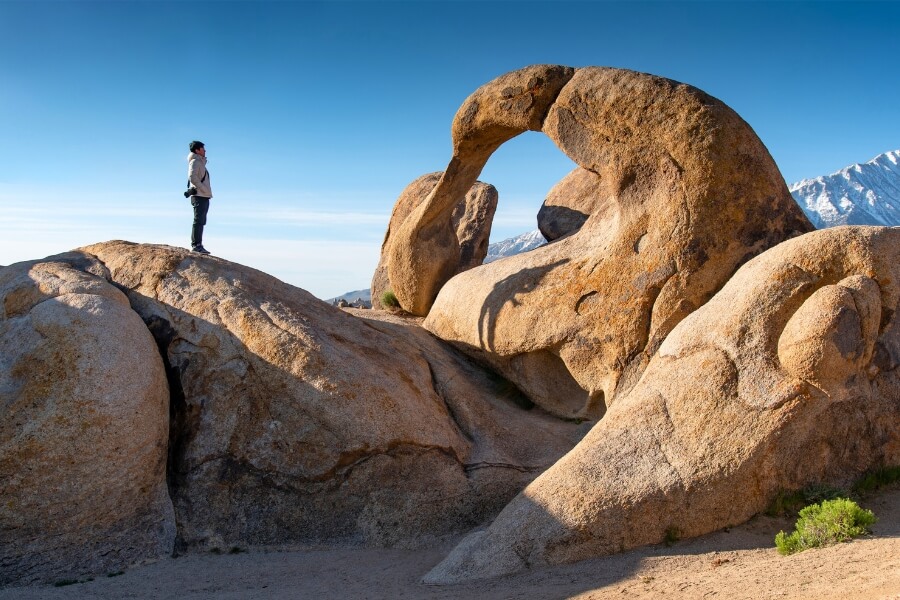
[{"left": 1, "top": 1, "right": 898, "bottom": 299}]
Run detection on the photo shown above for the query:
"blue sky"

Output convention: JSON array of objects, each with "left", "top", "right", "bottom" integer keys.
[{"left": 1, "top": 1, "right": 898, "bottom": 299}]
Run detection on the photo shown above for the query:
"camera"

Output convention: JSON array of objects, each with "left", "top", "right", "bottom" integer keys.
[{"left": 184, "top": 186, "right": 197, "bottom": 198}]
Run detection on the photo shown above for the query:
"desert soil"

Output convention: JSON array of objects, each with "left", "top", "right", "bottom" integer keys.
[{"left": 3, "top": 483, "right": 898, "bottom": 600}]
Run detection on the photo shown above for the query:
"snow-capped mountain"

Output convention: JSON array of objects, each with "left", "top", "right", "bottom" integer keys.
[
  {"left": 483, "top": 228, "right": 547, "bottom": 263},
  {"left": 790, "top": 150, "right": 900, "bottom": 228}
]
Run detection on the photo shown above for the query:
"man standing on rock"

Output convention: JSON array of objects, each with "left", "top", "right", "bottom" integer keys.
[{"left": 186, "top": 140, "right": 212, "bottom": 254}]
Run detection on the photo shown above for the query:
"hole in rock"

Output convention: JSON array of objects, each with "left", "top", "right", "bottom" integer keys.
[
  {"left": 478, "top": 131, "right": 578, "bottom": 245},
  {"left": 469, "top": 133, "right": 603, "bottom": 422}
]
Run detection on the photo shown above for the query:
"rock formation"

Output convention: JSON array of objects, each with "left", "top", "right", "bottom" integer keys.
[
  {"left": 0, "top": 242, "right": 583, "bottom": 585},
  {"left": 417, "top": 65, "right": 813, "bottom": 419},
  {"left": 0, "top": 254, "right": 175, "bottom": 585},
  {"left": 372, "top": 172, "right": 498, "bottom": 309},
  {"left": 6, "top": 65, "right": 896, "bottom": 590},
  {"left": 424, "top": 226, "right": 900, "bottom": 583},
  {"left": 536, "top": 167, "right": 608, "bottom": 241},
  {"left": 73, "top": 242, "right": 581, "bottom": 552}
]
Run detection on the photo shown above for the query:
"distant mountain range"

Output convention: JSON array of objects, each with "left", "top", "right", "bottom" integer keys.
[
  {"left": 330, "top": 150, "right": 900, "bottom": 302},
  {"left": 327, "top": 289, "right": 372, "bottom": 305},
  {"left": 790, "top": 150, "right": 900, "bottom": 228},
  {"left": 483, "top": 228, "right": 547, "bottom": 262}
]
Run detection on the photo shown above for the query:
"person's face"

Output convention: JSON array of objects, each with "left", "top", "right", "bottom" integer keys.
[{"left": 196, "top": 146, "right": 206, "bottom": 156}]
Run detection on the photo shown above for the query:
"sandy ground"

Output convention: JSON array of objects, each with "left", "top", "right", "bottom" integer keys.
[{"left": 3, "top": 484, "right": 898, "bottom": 600}]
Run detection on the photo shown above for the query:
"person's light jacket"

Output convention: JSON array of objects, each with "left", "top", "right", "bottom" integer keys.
[{"left": 187, "top": 152, "right": 213, "bottom": 198}]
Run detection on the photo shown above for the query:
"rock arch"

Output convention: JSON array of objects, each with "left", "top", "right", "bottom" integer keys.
[
  {"left": 385, "top": 64, "right": 812, "bottom": 417},
  {"left": 385, "top": 65, "right": 576, "bottom": 316}
]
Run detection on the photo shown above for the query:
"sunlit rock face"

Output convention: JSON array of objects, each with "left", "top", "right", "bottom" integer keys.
[
  {"left": 371, "top": 172, "right": 498, "bottom": 309},
  {"left": 425, "top": 226, "right": 900, "bottom": 584},
  {"left": 536, "top": 166, "right": 608, "bottom": 242},
  {"left": 77, "top": 241, "right": 581, "bottom": 552},
  {"left": 0, "top": 254, "right": 174, "bottom": 585},
  {"left": 1, "top": 239, "right": 584, "bottom": 583},
  {"left": 417, "top": 65, "right": 812, "bottom": 418}
]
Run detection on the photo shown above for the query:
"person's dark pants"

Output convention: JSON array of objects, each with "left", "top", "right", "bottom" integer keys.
[{"left": 190, "top": 196, "right": 210, "bottom": 248}]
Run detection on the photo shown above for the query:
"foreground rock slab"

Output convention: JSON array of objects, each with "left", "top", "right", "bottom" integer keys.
[
  {"left": 0, "top": 254, "right": 174, "bottom": 585},
  {"left": 79, "top": 241, "right": 581, "bottom": 552},
  {"left": 425, "top": 226, "right": 900, "bottom": 583}
]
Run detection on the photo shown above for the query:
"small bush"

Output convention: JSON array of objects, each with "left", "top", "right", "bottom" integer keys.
[
  {"left": 380, "top": 290, "right": 400, "bottom": 309},
  {"left": 775, "top": 498, "right": 876, "bottom": 556}
]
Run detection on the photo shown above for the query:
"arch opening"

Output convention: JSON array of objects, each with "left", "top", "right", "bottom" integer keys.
[{"left": 478, "top": 131, "right": 579, "bottom": 246}]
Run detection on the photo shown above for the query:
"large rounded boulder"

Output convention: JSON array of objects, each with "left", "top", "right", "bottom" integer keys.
[
  {"left": 372, "top": 172, "right": 498, "bottom": 309},
  {"left": 0, "top": 254, "right": 174, "bottom": 585},
  {"left": 424, "top": 226, "right": 900, "bottom": 583}
]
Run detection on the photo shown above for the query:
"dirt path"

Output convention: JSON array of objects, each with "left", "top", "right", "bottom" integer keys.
[{"left": 3, "top": 484, "right": 897, "bottom": 600}]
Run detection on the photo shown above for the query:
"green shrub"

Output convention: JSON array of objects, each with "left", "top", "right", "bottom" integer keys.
[
  {"left": 775, "top": 498, "right": 876, "bottom": 556},
  {"left": 380, "top": 290, "right": 400, "bottom": 309}
]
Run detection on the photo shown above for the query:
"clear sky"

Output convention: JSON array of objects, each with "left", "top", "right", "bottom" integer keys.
[{"left": 1, "top": 1, "right": 898, "bottom": 299}]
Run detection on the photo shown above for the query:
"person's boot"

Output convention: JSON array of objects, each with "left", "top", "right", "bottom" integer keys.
[{"left": 192, "top": 245, "right": 211, "bottom": 255}]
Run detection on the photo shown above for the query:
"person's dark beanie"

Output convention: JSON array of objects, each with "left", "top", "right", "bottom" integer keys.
[{"left": 189, "top": 140, "right": 205, "bottom": 152}]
